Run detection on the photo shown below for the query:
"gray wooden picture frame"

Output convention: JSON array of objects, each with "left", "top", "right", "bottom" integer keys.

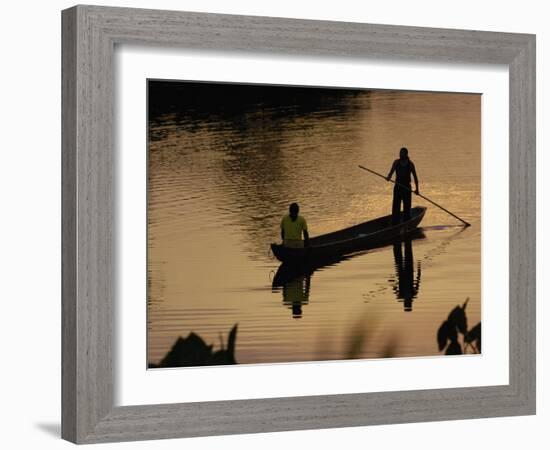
[{"left": 61, "top": 4, "right": 536, "bottom": 444}]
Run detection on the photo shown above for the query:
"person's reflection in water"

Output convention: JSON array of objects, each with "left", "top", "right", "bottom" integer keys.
[
  {"left": 282, "top": 274, "right": 311, "bottom": 319},
  {"left": 392, "top": 238, "right": 421, "bottom": 311}
]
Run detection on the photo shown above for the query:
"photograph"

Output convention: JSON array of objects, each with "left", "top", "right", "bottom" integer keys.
[{"left": 146, "top": 80, "right": 482, "bottom": 368}]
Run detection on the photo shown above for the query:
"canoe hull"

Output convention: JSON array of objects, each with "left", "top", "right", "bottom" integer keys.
[
  {"left": 272, "top": 228, "right": 426, "bottom": 287},
  {"left": 270, "top": 207, "right": 426, "bottom": 265}
]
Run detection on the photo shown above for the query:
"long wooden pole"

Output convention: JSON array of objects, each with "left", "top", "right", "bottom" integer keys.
[{"left": 358, "top": 164, "right": 471, "bottom": 227}]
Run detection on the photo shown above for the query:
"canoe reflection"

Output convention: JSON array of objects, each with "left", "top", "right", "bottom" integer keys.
[
  {"left": 391, "top": 238, "right": 421, "bottom": 311},
  {"left": 272, "top": 229, "right": 425, "bottom": 318}
]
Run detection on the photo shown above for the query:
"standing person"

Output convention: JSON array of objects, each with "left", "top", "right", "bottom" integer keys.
[
  {"left": 280, "top": 202, "right": 309, "bottom": 248},
  {"left": 386, "top": 147, "right": 420, "bottom": 224}
]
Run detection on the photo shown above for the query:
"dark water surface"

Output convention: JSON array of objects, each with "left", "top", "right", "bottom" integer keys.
[{"left": 147, "top": 82, "right": 481, "bottom": 366}]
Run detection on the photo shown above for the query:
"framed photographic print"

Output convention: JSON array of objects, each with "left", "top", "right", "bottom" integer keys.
[{"left": 62, "top": 5, "right": 536, "bottom": 444}]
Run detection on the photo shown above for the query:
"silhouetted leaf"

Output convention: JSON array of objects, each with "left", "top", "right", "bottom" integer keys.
[
  {"left": 464, "top": 322, "right": 480, "bottom": 342},
  {"left": 448, "top": 304, "right": 468, "bottom": 335},
  {"left": 346, "top": 332, "right": 367, "bottom": 360},
  {"left": 344, "top": 314, "right": 377, "bottom": 359},
  {"left": 159, "top": 333, "right": 212, "bottom": 367},
  {"left": 465, "top": 322, "right": 481, "bottom": 353},
  {"left": 438, "top": 299, "right": 480, "bottom": 355},
  {"left": 437, "top": 321, "right": 450, "bottom": 351},
  {"left": 226, "top": 324, "right": 238, "bottom": 357},
  {"left": 156, "top": 325, "right": 238, "bottom": 368},
  {"left": 380, "top": 336, "right": 399, "bottom": 358},
  {"left": 445, "top": 340, "right": 462, "bottom": 355}
]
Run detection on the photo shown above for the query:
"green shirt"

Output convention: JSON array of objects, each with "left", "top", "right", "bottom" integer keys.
[{"left": 281, "top": 214, "right": 308, "bottom": 240}]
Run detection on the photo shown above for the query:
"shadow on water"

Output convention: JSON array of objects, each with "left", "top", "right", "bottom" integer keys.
[
  {"left": 390, "top": 238, "right": 421, "bottom": 311},
  {"left": 437, "top": 298, "right": 481, "bottom": 355},
  {"left": 149, "top": 324, "right": 238, "bottom": 368}
]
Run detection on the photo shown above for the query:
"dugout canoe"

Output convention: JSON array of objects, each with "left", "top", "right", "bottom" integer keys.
[
  {"left": 270, "top": 206, "right": 426, "bottom": 264},
  {"left": 271, "top": 227, "right": 426, "bottom": 287}
]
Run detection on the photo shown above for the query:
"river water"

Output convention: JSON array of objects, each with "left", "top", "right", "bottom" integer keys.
[{"left": 147, "top": 81, "right": 481, "bottom": 367}]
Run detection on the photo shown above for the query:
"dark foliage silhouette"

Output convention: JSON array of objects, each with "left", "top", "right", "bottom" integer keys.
[
  {"left": 437, "top": 298, "right": 481, "bottom": 355},
  {"left": 150, "top": 324, "right": 238, "bottom": 368}
]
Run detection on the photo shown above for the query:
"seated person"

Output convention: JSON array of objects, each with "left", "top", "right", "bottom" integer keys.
[{"left": 281, "top": 202, "right": 309, "bottom": 248}]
